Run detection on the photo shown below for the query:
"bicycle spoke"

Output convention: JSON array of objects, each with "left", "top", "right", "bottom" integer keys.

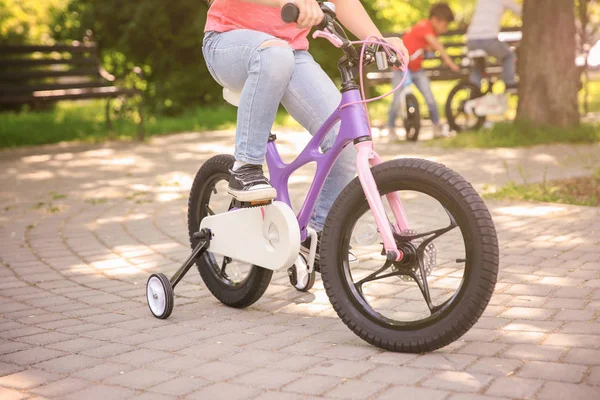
[
  {"left": 394, "top": 211, "right": 457, "bottom": 246},
  {"left": 205, "top": 205, "right": 215, "bottom": 216},
  {"left": 355, "top": 259, "right": 395, "bottom": 293}
]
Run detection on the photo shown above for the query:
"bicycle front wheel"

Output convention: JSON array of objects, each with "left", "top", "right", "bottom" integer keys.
[
  {"left": 320, "top": 158, "right": 499, "bottom": 353},
  {"left": 445, "top": 81, "right": 485, "bottom": 132}
]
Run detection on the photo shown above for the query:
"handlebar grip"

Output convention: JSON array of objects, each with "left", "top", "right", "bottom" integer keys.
[{"left": 281, "top": 3, "right": 300, "bottom": 23}]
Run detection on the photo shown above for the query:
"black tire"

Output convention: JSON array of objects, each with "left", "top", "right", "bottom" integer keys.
[
  {"left": 187, "top": 154, "right": 272, "bottom": 308},
  {"left": 445, "top": 81, "right": 486, "bottom": 132},
  {"left": 403, "top": 93, "right": 421, "bottom": 142},
  {"left": 320, "top": 158, "right": 499, "bottom": 353},
  {"left": 146, "top": 273, "right": 174, "bottom": 319}
]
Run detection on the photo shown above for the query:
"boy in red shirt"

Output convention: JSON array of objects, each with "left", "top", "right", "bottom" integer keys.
[{"left": 388, "top": 3, "right": 460, "bottom": 137}]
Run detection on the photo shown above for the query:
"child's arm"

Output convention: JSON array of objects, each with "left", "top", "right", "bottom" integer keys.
[
  {"left": 424, "top": 34, "right": 460, "bottom": 72},
  {"left": 333, "top": 0, "right": 409, "bottom": 63}
]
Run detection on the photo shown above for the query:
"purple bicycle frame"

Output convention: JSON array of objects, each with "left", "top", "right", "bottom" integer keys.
[{"left": 265, "top": 89, "right": 410, "bottom": 260}]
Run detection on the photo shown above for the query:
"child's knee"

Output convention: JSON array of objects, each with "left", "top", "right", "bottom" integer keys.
[{"left": 255, "top": 40, "right": 295, "bottom": 82}]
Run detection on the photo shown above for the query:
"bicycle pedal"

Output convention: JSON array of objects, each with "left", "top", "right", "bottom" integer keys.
[{"left": 231, "top": 198, "right": 272, "bottom": 209}]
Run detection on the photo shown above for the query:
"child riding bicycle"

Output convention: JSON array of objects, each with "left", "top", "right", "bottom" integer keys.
[
  {"left": 467, "top": 0, "right": 521, "bottom": 92},
  {"left": 387, "top": 3, "right": 460, "bottom": 138},
  {"left": 203, "top": 0, "right": 408, "bottom": 263}
]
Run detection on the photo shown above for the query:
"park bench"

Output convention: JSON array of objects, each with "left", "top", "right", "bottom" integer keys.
[{"left": 0, "top": 35, "right": 144, "bottom": 138}]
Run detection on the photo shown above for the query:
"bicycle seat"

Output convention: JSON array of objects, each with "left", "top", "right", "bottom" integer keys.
[
  {"left": 467, "top": 49, "right": 488, "bottom": 60},
  {"left": 223, "top": 87, "right": 242, "bottom": 107}
]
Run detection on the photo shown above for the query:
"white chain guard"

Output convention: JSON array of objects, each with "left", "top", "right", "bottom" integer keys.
[
  {"left": 465, "top": 94, "right": 508, "bottom": 116},
  {"left": 199, "top": 201, "right": 300, "bottom": 271}
]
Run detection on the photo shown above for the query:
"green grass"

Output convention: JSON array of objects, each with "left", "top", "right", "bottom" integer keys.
[
  {"left": 485, "top": 168, "right": 600, "bottom": 207},
  {"left": 1, "top": 78, "right": 598, "bottom": 149},
  {"left": 431, "top": 120, "right": 600, "bottom": 149},
  {"left": 0, "top": 100, "right": 302, "bottom": 148}
]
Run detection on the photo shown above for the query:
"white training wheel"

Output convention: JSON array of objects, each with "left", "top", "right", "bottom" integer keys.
[
  {"left": 289, "top": 254, "right": 316, "bottom": 292},
  {"left": 146, "top": 273, "right": 174, "bottom": 319}
]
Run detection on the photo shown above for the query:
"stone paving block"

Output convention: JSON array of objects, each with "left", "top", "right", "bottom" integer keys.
[
  {"left": 542, "top": 333, "right": 600, "bottom": 349},
  {"left": 326, "top": 379, "right": 388, "bottom": 399},
  {"left": 421, "top": 371, "right": 493, "bottom": 393},
  {"left": 408, "top": 354, "right": 477, "bottom": 371},
  {"left": 367, "top": 352, "right": 418, "bottom": 366},
  {"left": 314, "top": 344, "right": 379, "bottom": 361},
  {"left": 232, "top": 368, "right": 302, "bottom": 390},
  {"left": 518, "top": 360, "right": 587, "bottom": 383},
  {"left": 130, "top": 392, "right": 173, "bottom": 400},
  {"left": 466, "top": 357, "right": 523, "bottom": 377},
  {"left": 104, "top": 369, "right": 177, "bottom": 390},
  {"left": 1, "top": 347, "right": 66, "bottom": 366},
  {"left": 486, "top": 376, "right": 543, "bottom": 399},
  {"left": 185, "top": 382, "right": 262, "bottom": 400},
  {"left": 374, "top": 385, "right": 448, "bottom": 400},
  {"left": 16, "top": 331, "right": 75, "bottom": 346},
  {"left": 29, "top": 377, "right": 90, "bottom": 397},
  {"left": 0, "top": 387, "right": 28, "bottom": 400},
  {"left": 109, "top": 348, "right": 173, "bottom": 366},
  {"left": 309, "top": 359, "right": 374, "bottom": 379},
  {"left": 0, "top": 361, "right": 23, "bottom": 376},
  {"left": 79, "top": 342, "right": 135, "bottom": 357},
  {"left": 63, "top": 383, "right": 137, "bottom": 400},
  {"left": 497, "top": 331, "right": 545, "bottom": 344},
  {"left": 560, "top": 322, "right": 600, "bottom": 335},
  {"left": 0, "top": 326, "right": 48, "bottom": 340},
  {"left": 147, "top": 376, "right": 211, "bottom": 396},
  {"left": 501, "top": 320, "right": 561, "bottom": 333},
  {"left": 35, "top": 354, "right": 99, "bottom": 373},
  {"left": 447, "top": 395, "right": 505, "bottom": 400},
  {"left": 361, "top": 365, "right": 432, "bottom": 384},
  {"left": 500, "top": 307, "right": 555, "bottom": 320},
  {"left": 282, "top": 374, "right": 342, "bottom": 396},
  {"left": 72, "top": 362, "right": 131, "bottom": 381},
  {"left": 537, "top": 381, "right": 600, "bottom": 400},
  {"left": 553, "top": 310, "right": 596, "bottom": 322},
  {"left": 219, "top": 349, "right": 286, "bottom": 368},
  {"left": 188, "top": 361, "right": 250, "bottom": 381},
  {"left": 176, "top": 341, "right": 239, "bottom": 360},
  {"left": 266, "top": 354, "right": 324, "bottom": 372},
  {"left": 564, "top": 348, "right": 600, "bottom": 365},
  {"left": 0, "top": 368, "right": 62, "bottom": 389},
  {"left": 149, "top": 355, "right": 206, "bottom": 372},
  {"left": 503, "top": 344, "right": 567, "bottom": 361},
  {"left": 460, "top": 342, "right": 508, "bottom": 357}
]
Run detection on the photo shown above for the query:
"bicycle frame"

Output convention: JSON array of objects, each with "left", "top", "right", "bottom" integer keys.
[{"left": 266, "top": 88, "right": 409, "bottom": 261}]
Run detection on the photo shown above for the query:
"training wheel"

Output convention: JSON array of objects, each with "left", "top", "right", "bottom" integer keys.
[
  {"left": 146, "top": 273, "right": 174, "bottom": 319},
  {"left": 288, "top": 255, "right": 316, "bottom": 292}
]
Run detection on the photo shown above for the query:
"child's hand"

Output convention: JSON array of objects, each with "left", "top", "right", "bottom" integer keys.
[
  {"left": 281, "top": 0, "right": 324, "bottom": 29},
  {"left": 384, "top": 37, "right": 409, "bottom": 66}
]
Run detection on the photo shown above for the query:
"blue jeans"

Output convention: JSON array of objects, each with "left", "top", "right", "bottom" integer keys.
[
  {"left": 202, "top": 30, "right": 355, "bottom": 231},
  {"left": 388, "top": 69, "right": 439, "bottom": 127},
  {"left": 467, "top": 39, "right": 516, "bottom": 87}
]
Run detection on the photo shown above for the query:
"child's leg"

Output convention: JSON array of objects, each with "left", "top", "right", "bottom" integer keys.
[
  {"left": 203, "top": 30, "right": 296, "bottom": 200},
  {"left": 467, "top": 40, "right": 484, "bottom": 87},
  {"left": 411, "top": 70, "right": 440, "bottom": 125},
  {"left": 280, "top": 51, "right": 355, "bottom": 232},
  {"left": 387, "top": 70, "right": 413, "bottom": 130}
]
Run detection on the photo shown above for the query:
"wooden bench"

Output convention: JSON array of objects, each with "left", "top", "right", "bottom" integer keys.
[
  {"left": 0, "top": 37, "right": 144, "bottom": 138},
  {"left": 365, "top": 27, "right": 522, "bottom": 94}
]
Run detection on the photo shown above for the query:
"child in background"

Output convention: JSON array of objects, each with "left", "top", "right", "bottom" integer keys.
[
  {"left": 387, "top": 2, "right": 460, "bottom": 138},
  {"left": 467, "top": 0, "right": 521, "bottom": 92}
]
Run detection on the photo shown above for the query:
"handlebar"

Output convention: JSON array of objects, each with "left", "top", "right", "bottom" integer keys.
[{"left": 280, "top": 2, "right": 402, "bottom": 70}]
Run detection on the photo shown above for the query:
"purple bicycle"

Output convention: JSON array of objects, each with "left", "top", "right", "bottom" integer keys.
[{"left": 146, "top": 3, "right": 499, "bottom": 353}]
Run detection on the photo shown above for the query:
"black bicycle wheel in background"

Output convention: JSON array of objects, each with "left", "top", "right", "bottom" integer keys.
[
  {"left": 320, "top": 158, "right": 499, "bottom": 353},
  {"left": 445, "top": 80, "right": 486, "bottom": 132},
  {"left": 404, "top": 93, "right": 421, "bottom": 142},
  {"left": 187, "top": 154, "right": 273, "bottom": 308}
]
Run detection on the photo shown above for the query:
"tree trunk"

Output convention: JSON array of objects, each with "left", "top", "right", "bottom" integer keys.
[{"left": 517, "top": 0, "right": 580, "bottom": 127}]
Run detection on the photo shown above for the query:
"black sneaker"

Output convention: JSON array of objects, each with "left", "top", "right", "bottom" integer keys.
[
  {"left": 300, "top": 232, "right": 357, "bottom": 272},
  {"left": 228, "top": 164, "right": 277, "bottom": 202}
]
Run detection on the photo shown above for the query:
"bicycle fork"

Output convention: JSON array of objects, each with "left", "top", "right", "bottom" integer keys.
[{"left": 355, "top": 140, "right": 409, "bottom": 262}]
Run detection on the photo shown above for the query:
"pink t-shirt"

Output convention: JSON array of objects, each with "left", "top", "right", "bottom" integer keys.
[{"left": 205, "top": 0, "right": 310, "bottom": 50}]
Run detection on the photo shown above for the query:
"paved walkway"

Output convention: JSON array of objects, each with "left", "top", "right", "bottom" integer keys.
[{"left": 1, "top": 131, "right": 599, "bottom": 400}]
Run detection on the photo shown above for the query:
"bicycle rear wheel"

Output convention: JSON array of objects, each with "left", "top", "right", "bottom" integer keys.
[
  {"left": 188, "top": 154, "right": 272, "bottom": 308},
  {"left": 446, "top": 81, "right": 485, "bottom": 132},
  {"left": 320, "top": 158, "right": 498, "bottom": 352},
  {"left": 403, "top": 93, "right": 421, "bottom": 142}
]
